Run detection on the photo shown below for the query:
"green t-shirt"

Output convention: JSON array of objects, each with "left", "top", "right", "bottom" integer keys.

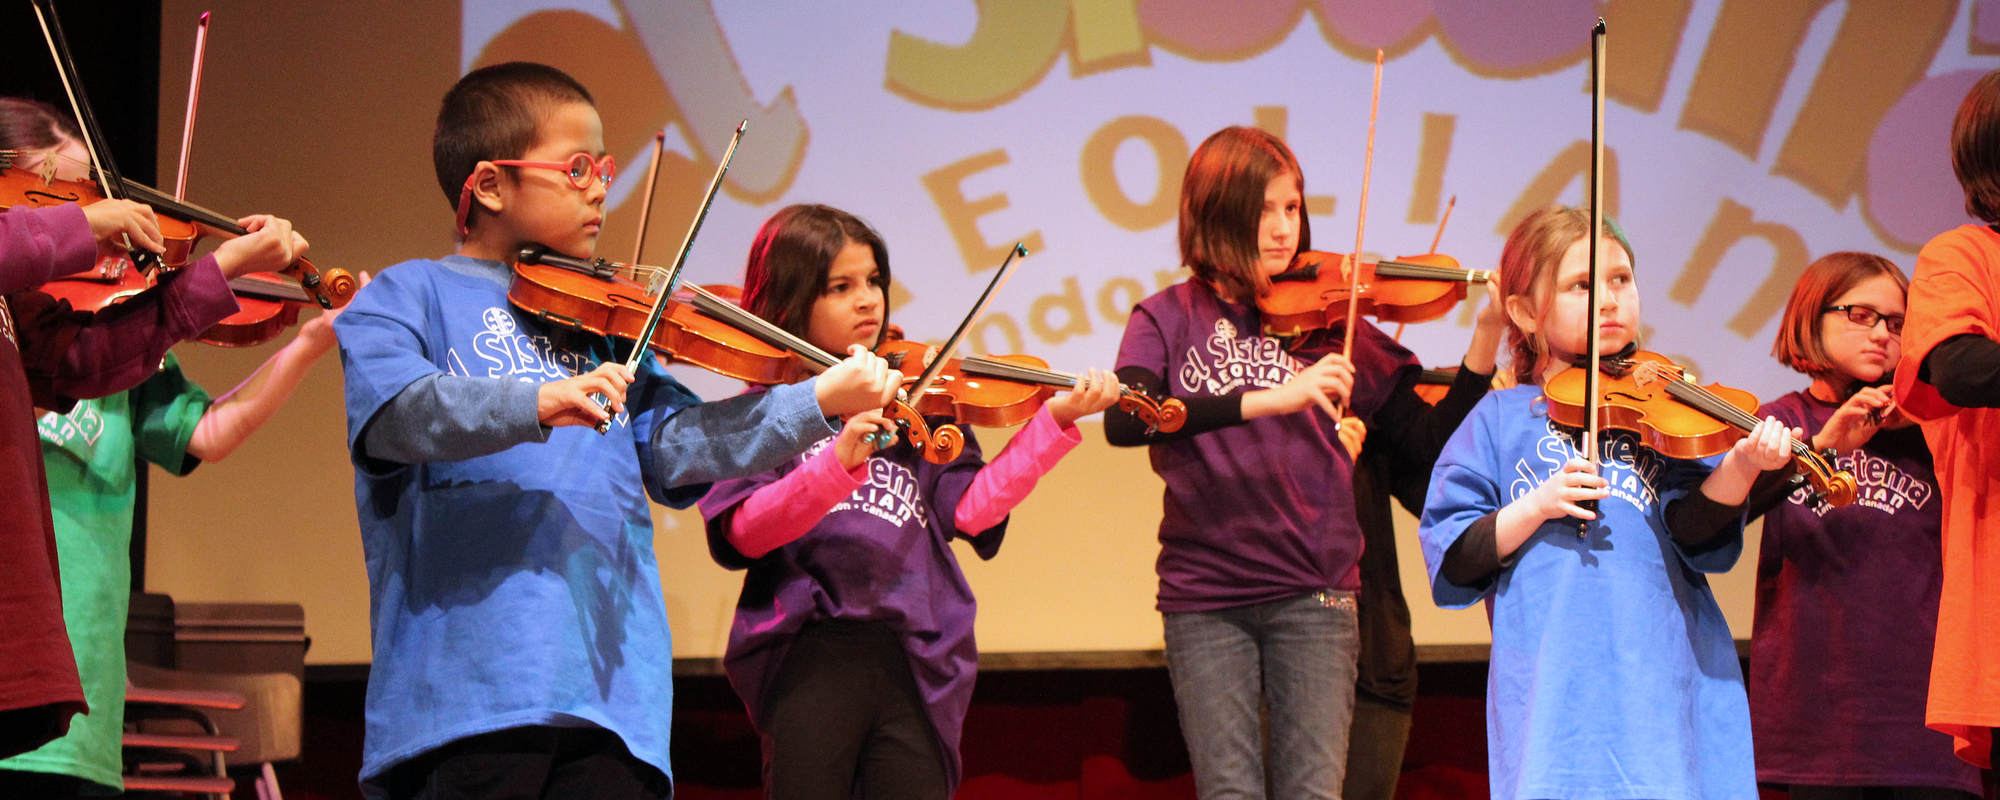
[{"left": 0, "top": 353, "right": 208, "bottom": 792}]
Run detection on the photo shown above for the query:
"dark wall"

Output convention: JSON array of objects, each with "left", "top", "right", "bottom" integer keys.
[{"left": 1, "top": 1, "right": 161, "bottom": 183}]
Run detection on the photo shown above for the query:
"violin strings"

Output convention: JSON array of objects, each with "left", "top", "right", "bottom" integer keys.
[
  {"left": 959, "top": 355, "right": 1141, "bottom": 398},
  {"left": 1660, "top": 376, "right": 1811, "bottom": 456},
  {"left": 1373, "top": 260, "right": 1485, "bottom": 282},
  {"left": 959, "top": 355, "right": 1071, "bottom": 387},
  {"left": 682, "top": 285, "right": 840, "bottom": 370}
]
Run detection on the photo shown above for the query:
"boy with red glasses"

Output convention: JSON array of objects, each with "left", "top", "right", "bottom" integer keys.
[{"left": 332, "top": 62, "right": 900, "bottom": 799}]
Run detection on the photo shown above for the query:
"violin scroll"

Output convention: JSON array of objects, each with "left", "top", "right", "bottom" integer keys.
[
  {"left": 1115, "top": 386, "right": 1186, "bottom": 434},
  {"left": 1787, "top": 447, "right": 1858, "bottom": 508}
]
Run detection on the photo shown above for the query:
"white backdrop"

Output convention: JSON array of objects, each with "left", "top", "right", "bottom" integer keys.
[{"left": 143, "top": 1, "right": 1997, "bottom": 663}]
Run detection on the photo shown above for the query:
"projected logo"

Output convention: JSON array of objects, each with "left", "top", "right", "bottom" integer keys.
[{"left": 464, "top": 1, "right": 1999, "bottom": 400}]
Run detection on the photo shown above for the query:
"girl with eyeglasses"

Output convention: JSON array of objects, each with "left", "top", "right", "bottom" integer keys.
[{"left": 1746, "top": 252, "right": 1982, "bottom": 799}]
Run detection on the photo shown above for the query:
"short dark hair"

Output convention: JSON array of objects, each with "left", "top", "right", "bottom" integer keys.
[
  {"left": 432, "top": 62, "right": 594, "bottom": 219},
  {"left": 0, "top": 97, "right": 82, "bottom": 152},
  {"left": 740, "top": 204, "right": 892, "bottom": 346},
  {"left": 1178, "top": 126, "right": 1310, "bottom": 305},
  {"left": 1952, "top": 69, "right": 2000, "bottom": 224}
]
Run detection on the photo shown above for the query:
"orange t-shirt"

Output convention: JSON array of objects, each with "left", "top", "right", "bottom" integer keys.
[{"left": 1894, "top": 223, "right": 2000, "bottom": 768}]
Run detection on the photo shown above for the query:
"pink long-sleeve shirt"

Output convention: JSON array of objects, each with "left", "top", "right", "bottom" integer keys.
[{"left": 727, "top": 404, "right": 1082, "bottom": 558}]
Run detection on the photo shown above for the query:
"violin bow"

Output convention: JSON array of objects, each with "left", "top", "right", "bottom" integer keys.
[
  {"left": 1579, "top": 18, "right": 1608, "bottom": 534},
  {"left": 173, "top": 11, "right": 211, "bottom": 202},
  {"left": 909, "top": 243, "right": 1030, "bottom": 401},
  {"left": 1341, "top": 49, "right": 1385, "bottom": 362},
  {"left": 1395, "top": 193, "right": 1456, "bottom": 342},
  {"left": 31, "top": 0, "right": 157, "bottom": 272},
  {"left": 1429, "top": 194, "right": 1455, "bottom": 255},
  {"left": 595, "top": 120, "right": 746, "bottom": 433},
  {"left": 630, "top": 131, "right": 667, "bottom": 265}
]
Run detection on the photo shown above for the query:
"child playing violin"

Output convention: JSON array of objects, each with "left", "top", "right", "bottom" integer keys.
[
  {"left": 0, "top": 101, "right": 307, "bottom": 769},
  {"left": 698, "top": 203, "right": 1121, "bottom": 798},
  {"left": 1745, "top": 251, "right": 1981, "bottom": 799},
  {"left": 1418, "top": 206, "right": 1795, "bottom": 800},
  {"left": 1894, "top": 68, "right": 2000, "bottom": 771},
  {"left": 331, "top": 64, "right": 898, "bottom": 800},
  {"left": 1102, "top": 125, "right": 1479, "bottom": 800},
  {"left": 0, "top": 97, "right": 366, "bottom": 798}
]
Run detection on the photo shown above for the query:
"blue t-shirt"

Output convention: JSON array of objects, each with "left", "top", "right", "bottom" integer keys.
[
  {"left": 334, "top": 255, "right": 828, "bottom": 794},
  {"left": 1419, "top": 386, "right": 1754, "bottom": 800}
]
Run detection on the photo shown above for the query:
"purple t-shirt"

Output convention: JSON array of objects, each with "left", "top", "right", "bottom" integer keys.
[
  {"left": 1750, "top": 390, "right": 1980, "bottom": 793},
  {"left": 1116, "top": 280, "right": 1416, "bottom": 612},
  {"left": 699, "top": 425, "right": 998, "bottom": 791},
  {"left": 0, "top": 205, "right": 235, "bottom": 732}
]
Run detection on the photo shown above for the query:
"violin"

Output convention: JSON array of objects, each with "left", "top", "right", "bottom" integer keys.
[
  {"left": 36, "top": 254, "right": 149, "bottom": 311},
  {"left": 0, "top": 163, "right": 357, "bottom": 340},
  {"left": 1257, "top": 250, "right": 1491, "bottom": 338},
  {"left": 873, "top": 326, "right": 1186, "bottom": 434},
  {"left": 508, "top": 246, "right": 963, "bottom": 460},
  {"left": 510, "top": 246, "right": 807, "bottom": 384},
  {"left": 16, "top": 2, "right": 352, "bottom": 346},
  {"left": 1543, "top": 351, "right": 1857, "bottom": 506},
  {"left": 117, "top": 179, "right": 356, "bottom": 346}
]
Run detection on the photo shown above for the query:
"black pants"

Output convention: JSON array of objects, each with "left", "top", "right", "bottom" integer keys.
[
  {"left": 1342, "top": 693, "right": 1412, "bottom": 800},
  {"left": 760, "top": 621, "right": 948, "bottom": 800},
  {"left": 377, "top": 725, "right": 668, "bottom": 800},
  {"left": 0, "top": 769, "right": 97, "bottom": 799}
]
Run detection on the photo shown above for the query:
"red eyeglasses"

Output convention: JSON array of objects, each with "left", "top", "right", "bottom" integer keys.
[
  {"left": 495, "top": 152, "right": 617, "bottom": 190},
  {"left": 455, "top": 152, "right": 617, "bottom": 237}
]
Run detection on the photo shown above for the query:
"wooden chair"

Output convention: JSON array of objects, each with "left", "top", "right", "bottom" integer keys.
[{"left": 123, "top": 663, "right": 301, "bottom": 799}]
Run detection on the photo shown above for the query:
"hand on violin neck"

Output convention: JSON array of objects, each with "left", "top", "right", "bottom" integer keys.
[
  {"left": 833, "top": 409, "right": 894, "bottom": 470},
  {"left": 81, "top": 198, "right": 164, "bottom": 258},
  {"left": 816, "top": 344, "right": 902, "bottom": 418},
  {"left": 538, "top": 361, "right": 633, "bottom": 428},
  {"left": 1462, "top": 281, "right": 1509, "bottom": 376},
  {"left": 1047, "top": 367, "right": 1122, "bottom": 428},
  {"left": 213, "top": 214, "right": 308, "bottom": 279},
  {"left": 1244, "top": 352, "right": 1353, "bottom": 420},
  {"left": 1704, "top": 417, "right": 1799, "bottom": 505},
  {"left": 1813, "top": 385, "right": 1896, "bottom": 454},
  {"left": 1474, "top": 279, "right": 1510, "bottom": 331}
]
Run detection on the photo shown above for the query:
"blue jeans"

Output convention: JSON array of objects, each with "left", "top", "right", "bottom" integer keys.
[{"left": 1164, "top": 591, "right": 1359, "bottom": 800}]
